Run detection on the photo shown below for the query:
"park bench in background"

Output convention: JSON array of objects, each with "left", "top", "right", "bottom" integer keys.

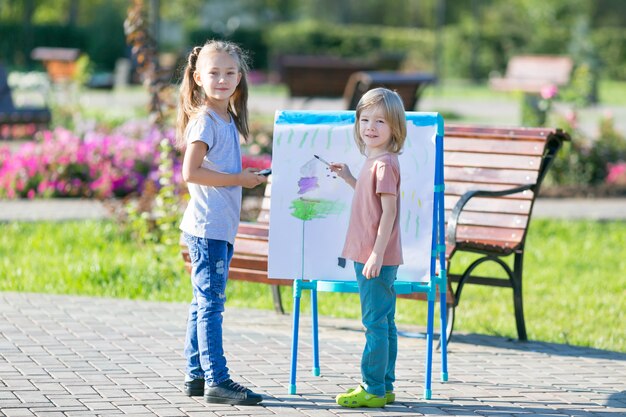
[
  {"left": 344, "top": 71, "right": 437, "bottom": 110},
  {"left": 489, "top": 55, "right": 573, "bottom": 93},
  {"left": 0, "top": 65, "right": 51, "bottom": 140},
  {"left": 277, "top": 55, "right": 436, "bottom": 111},
  {"left": 180, "top": 124, "right": 569, "bottom": 342},
  {"left": 278, "top": 55, "right": 376, "bottom": 100}
]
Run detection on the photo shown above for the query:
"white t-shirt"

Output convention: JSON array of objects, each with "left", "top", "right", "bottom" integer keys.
[{"left": 179, "top": 109, "right": 242, "bottom": 244}]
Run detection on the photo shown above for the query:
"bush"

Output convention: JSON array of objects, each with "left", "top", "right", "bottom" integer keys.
[
  {"left": 265, "top": 21, "right": 435, "bottom": 72},
  {"left": 544, "top": 112, "right": 626, "bottom": 193}
]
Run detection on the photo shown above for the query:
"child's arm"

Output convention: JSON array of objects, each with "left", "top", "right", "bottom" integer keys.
[
  {"left": 362, "top": 193, "right": 397, "bottom": 279},
  {"left": 329, "top": 163, "right": 356, "bottom": 189},
  {"left": 182, "top": 141, "right": 266, "bottom": 189}
]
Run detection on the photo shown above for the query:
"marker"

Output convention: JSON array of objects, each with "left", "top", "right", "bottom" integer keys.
[{"left": 314, "top": 154, "right": 331, "bottom": 167}]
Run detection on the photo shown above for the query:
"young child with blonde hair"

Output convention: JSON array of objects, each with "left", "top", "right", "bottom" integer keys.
[
  {"left": 330, "top": 88, "right": 407, "bottom": 408},
  {"left": 175, "top": 39, "right": 266, "bottom": 405}
]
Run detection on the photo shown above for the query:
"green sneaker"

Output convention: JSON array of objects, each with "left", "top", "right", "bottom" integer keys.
[
  {"left": 346, "top": 387, "right": 395, "bottom": 404},
  {"left": 336, "top": 385, "right": 386, "bottom": 408}
]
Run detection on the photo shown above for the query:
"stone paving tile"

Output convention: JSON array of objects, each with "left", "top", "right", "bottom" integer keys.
[{"left": 0, "top": 292, "right": 625, "bottom": 417}]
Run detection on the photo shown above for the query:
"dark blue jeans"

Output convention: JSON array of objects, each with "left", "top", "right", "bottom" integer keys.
[{"left": 183, "top": 232, "right": 233, "bottom": 386}]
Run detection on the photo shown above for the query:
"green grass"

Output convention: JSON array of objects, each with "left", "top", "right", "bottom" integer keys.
[{"left": 1, "top": 219, "right": 624, "bottom": 352}]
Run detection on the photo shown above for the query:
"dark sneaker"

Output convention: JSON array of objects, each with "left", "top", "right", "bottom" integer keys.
[
  {"left": 204, "top": 379, "right": 263, "bottom": 405},
  {"left": 184, "top": 378, "right": 204, "bottom": 397}
]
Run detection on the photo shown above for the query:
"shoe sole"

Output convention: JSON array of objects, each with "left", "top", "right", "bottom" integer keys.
[{"left": 204, "top": 395, "right": 262, "bottom": 405}]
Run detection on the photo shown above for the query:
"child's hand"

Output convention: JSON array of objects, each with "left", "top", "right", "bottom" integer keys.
[
  {"left": 362, "top": 253, "right": 383, "bottom": 279},
  {"left": 239, "top": 167, "right": 267, "bottom": 189},
  {"left": 329, "top": 163, "right": 355, "bottom": 184}
]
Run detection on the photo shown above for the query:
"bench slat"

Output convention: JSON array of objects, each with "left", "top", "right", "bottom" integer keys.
[
  {"left": 445, "top": 152, "right": 543, "bottom": 170},
  {"left": 445, "top": 195, "right": 533, "bottom": 214},
  {"left": 447, "top": 210, "right": 529, "bottom": 229},
  {"left": 444, "top": 137, "right": 545, "bottom": 156},
  {"left": 445, "top": 181, "right": 535, "bottom": 199},
  {"left": 233, "top": 237, "right": 269, "bottom": 257},
  {"left": 455, "top": 225, "right": 525, "bottom": 244},
  {"left": 445, "top": 125, "right": 553, "bottom": 139},
  {"left": 444, "top": 166, "right": 539, "bottom": 185}
]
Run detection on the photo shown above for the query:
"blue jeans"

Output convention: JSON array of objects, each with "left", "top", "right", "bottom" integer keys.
[
  {"left": 183, "top": 232, "right": 233, "bottom": 386},
  {"left": 355, "top": 262, "right": 398, "bottom": 397}
]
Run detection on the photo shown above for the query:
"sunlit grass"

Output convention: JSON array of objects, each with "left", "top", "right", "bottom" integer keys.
[{"left": 1, "top": 219, "right": 624, "bottom": 352}]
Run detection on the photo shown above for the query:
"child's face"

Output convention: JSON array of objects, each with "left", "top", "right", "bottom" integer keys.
[
  {"left": 194, "top": 51, "right": 241, "bottom": 103},
  {"left": 358, "top": 105, "right": 392, "bottom": 156}
]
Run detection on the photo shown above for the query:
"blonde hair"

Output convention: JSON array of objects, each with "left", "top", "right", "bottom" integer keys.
[
  {"left": 353, "top": 88, "right": 406, "bottom": 155},
  {"left": 175, "top": 40, "right": 250, "bottom": 149}
]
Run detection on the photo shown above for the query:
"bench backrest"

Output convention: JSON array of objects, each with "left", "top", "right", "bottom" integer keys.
[
  {"left": 278, "top": 55, "right": 375, "bottom": 98},
  {"left": 444, "top": 124, "right": 568, "bottom": 252},
  {"left": 343, "top": 71, "right": 437, "bottom": 111},
  {"left": 507, "top": 55, "right": 573, "bottom": 84},
  {"left": 490, "top": 55, "right": 573, "bottom": 93}
]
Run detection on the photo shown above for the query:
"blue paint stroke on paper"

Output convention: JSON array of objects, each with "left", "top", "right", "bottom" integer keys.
[{"left": 276, "top": 110, "right": 441, "bottom": 129}]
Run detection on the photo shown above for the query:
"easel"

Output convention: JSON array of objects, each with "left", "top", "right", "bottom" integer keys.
[{"left": 285, "top": 114, "right": 448, "bottom": 400}]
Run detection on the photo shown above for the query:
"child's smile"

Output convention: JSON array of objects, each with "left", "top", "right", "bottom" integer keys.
[{"left": 359, "top": 106, "right": 392, "bottom": 157}]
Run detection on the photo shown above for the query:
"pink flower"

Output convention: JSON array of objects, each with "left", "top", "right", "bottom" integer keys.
[
  {"left": 540, "top": 84, "right": 558, "bottom": 100},
  {"left": 606, "top": 162, "right": 626, "bottom": 185}
]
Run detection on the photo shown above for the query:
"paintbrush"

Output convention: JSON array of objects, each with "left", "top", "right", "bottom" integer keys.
[{"left": 314, "top": 154, "right": 331, "bottom": 167}]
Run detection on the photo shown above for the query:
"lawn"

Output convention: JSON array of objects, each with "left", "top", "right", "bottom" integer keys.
[{"left": 1, "top": 218, "right": 624, "bottom": 352}]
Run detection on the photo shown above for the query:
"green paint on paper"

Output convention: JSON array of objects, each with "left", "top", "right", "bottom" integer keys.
[
  {"left": 310, "top": 128, "right": 319, "bottom": 147},
  {"left": 418, "top": 198, "right": 422, "bottom": 208},
  {"left": 276, "top": 132, "right": 283, "bottom": 146},
  {"left": 287, "top": 129, "right": 294, "bottom": 144},
  {"left": 290, "top": 198, "right": 345, "bottom": 221},
  {"left": 299, "top": 131, "right": 309, "bottom": 148},
  {"left": 326, "top": 128, "right": 333, "bottom": 149}
]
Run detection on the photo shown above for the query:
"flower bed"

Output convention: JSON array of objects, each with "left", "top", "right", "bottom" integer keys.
[{"left": 0, "top": 120, "right": 272, "bottom": 200}]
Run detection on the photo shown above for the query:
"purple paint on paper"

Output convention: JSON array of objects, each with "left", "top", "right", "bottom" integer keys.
[{"left": 297, "top": 176, "right": 319, "bottom": 194}]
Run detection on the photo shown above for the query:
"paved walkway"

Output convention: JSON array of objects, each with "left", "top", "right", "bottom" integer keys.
[{"left": 1, "top": 292, "right": 625, "bottom": 417}]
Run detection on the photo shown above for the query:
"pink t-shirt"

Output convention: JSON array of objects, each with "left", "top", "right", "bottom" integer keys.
[{"left": 341, "top": 153, "right": 403, "bottom": 266}]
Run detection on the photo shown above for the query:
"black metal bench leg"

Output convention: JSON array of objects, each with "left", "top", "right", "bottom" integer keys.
[
  {"left": 271, "top": 285, "right": 285, "bottom": 314},
  {"left": 512, "top": 252, "right": 528, "bottom": 340}
]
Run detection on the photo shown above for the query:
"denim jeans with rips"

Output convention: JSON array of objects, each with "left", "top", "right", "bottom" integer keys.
[
  {"left": 355, "top": 262, "right": 398, "bottom": 397},
  {"left": 183, "top": 232, "right": 234, "bottom": 386}
]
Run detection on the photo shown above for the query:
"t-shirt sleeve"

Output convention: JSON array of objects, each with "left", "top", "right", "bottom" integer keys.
[
  {"left": 375, "top": 160, "right": 399, "bottom": 195},
  {"left": 186, "top": 116, "right": 215, "bottom": 150}
]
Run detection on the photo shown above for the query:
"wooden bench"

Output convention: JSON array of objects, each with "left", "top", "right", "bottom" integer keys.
[
  {"left": 344, "top": 71, "right": 436, "bottom": 111},
  {"left": 489, "top": 55, "right": 573, "bottom": 93},
  {"left": 180, "top": 123, "right": 570, "bottom": 341},
  {"left": 278, "top": 55, "right": 376, "bottom": 100},
  {"left": 0, "top": 65, "right": 51, "bottom": 139}
]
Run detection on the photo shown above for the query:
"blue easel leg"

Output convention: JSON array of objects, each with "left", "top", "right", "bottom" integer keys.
[
  {"left": 424, "top": 298, "right": 435, "bottom": 400},
  {"left": 311, "top": 287, "right": 320, "bottom": 376},
  {"left": 289, "top": 289, "right": 302, "bottom": 394},
  {"left": 439, "top": 293, "right": 449, "bottom": 382}
]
